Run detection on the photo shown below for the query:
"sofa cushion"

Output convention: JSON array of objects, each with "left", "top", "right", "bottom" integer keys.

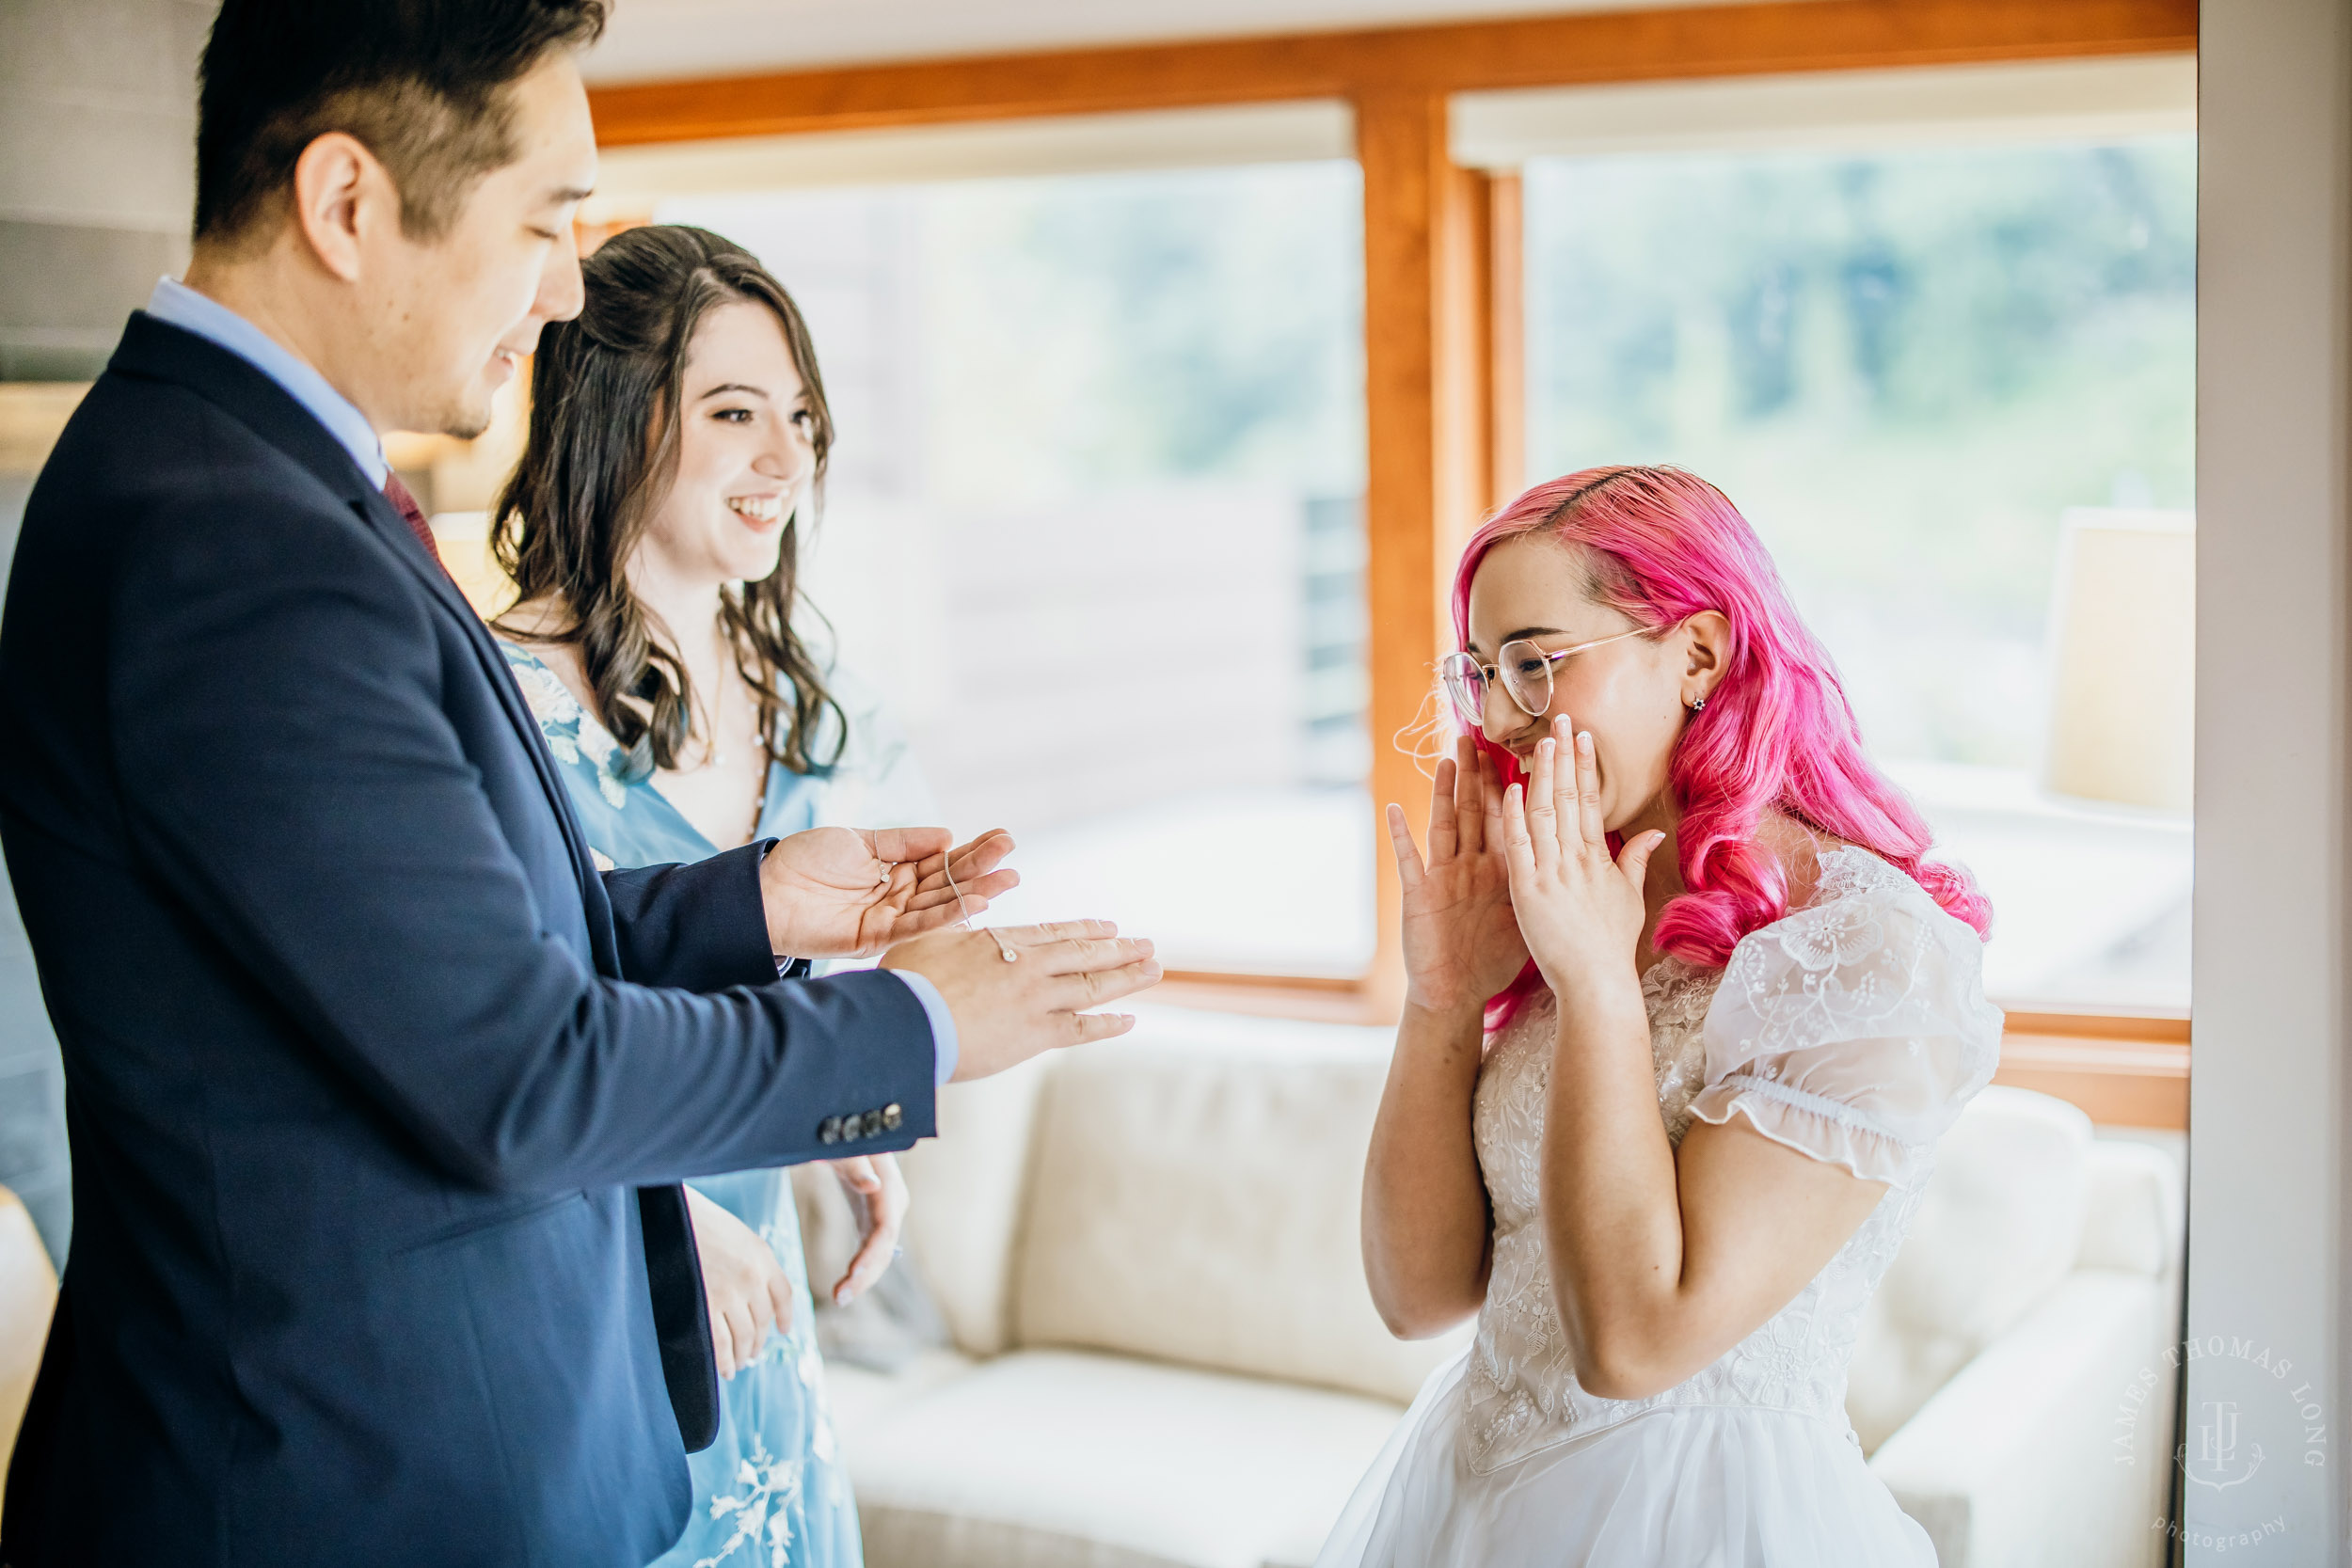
[
  {"left": 824, "top": 1345, "right": 977, "bottom": 1461},
  {"left": 844, "top": 1348, "right": 1406, "bottom": 1568},
  {"left": 1010, "top": 1020, "right": 1470, "bottom": 1404},
  {"left": 1848, "top": 1085, "right": 2092, "bottom": 1452}
]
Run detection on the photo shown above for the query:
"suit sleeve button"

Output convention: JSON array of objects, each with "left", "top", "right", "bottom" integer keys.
[{"left": 882, "top": 1102, "right": 903, "bottom": 1132}]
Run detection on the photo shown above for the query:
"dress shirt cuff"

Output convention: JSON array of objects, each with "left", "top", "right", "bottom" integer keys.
[{"left": 890, "top": 971, "right": 960, "bottom": 1086}]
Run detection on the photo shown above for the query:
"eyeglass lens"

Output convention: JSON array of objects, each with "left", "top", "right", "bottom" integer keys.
[{"left": 1440, "top": 640, "right": 1556, "bottom": 723}]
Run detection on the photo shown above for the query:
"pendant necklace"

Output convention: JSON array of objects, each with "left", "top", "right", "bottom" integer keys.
[{"left": 941, "top": 854, "right": 1019, "bottom": 962}]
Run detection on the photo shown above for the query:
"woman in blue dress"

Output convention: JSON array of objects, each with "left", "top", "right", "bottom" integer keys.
[{"left": 486, "top": 225, "right": 1005, "bottom": 1568}]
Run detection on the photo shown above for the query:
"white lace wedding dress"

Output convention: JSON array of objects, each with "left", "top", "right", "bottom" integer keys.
[{"left": 1317, "top": 847, "right": 2003, "bottom": 1567}]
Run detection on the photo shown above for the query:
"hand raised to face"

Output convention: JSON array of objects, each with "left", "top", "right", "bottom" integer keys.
[
  {"left": 759, "top": 826, "right": 1017, "bottom": 959},
  {"left": 1498, "top": 715, "right": 1666, "bottom": 1002},
  {"left": 1385, "top": 735, "right": 1530, "bottom": 1016}
]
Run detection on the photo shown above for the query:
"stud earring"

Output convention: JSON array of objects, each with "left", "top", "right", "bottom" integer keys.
[{"left": 1687, "top": 696, "right": 1707, "bottom": 712}]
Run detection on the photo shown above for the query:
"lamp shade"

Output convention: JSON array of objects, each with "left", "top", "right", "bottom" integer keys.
[{"left": 2041, "top": 508, "right": 2194, "bottom": 813}]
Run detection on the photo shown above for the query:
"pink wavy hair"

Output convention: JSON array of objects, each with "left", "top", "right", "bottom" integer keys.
[{"left": 1454, "top": 466, "right": 1992, "bottom": 1029}]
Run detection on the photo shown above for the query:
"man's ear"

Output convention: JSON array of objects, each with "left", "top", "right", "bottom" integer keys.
[
  {"left": 289, "top": 132, "right": 399, "bottom": 284},
  {"left": 1683, "top": 610, "right": 1732, "bottom": 702}
]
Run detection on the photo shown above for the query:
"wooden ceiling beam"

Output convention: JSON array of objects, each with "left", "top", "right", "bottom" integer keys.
[{"left": 588, "top": 0, "right": 2197, "bottom": 148}]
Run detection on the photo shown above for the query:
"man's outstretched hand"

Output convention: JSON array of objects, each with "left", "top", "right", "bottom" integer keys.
[
  {"left": 882, "top": 920, "right": 1161, "bottom": 1081},
  {"left": 760, "top": 826, "right": 1016, "bottom": 959}
]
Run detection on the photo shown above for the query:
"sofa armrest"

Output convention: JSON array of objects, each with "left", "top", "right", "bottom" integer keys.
[
  {"left": 1868, "top": 1270, "right": 2175, "bottom": 1568},
  {"left": 2079, "top": 1137, "right": 2184, "bottom": 1279}
]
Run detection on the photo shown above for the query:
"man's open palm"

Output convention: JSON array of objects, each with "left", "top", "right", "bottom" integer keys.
[{"left": 760, "top": 826, "right": 1017, "bottom": 958}]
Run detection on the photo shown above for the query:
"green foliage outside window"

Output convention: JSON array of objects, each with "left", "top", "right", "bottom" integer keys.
[{"left": 1527, "top": 138, "right": 2197, "bottom": 768}]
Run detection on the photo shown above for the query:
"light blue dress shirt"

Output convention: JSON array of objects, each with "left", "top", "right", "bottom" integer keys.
[{"left": 141, "top": 277, "right": 959, "bottom": 1084}]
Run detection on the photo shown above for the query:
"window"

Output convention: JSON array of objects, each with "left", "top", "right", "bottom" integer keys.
[
  {"left": 659, "top": 161, "right": 1374, "bottom": 975},
  {"left": 1522, "top": 137, "right": 2196, "bottom": 1009}
]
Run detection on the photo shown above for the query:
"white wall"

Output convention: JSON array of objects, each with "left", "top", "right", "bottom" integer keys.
[
  {"left": 2190, "top": 1, "right": 2351, "bottom": 1560},
  {"left": 0, "top": 0, "right": 209, "bottom": 379}
]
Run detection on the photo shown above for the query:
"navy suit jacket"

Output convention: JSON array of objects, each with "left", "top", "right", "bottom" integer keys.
[{"left": 0, "top": 314, "right": 936, "bottom": 1566}]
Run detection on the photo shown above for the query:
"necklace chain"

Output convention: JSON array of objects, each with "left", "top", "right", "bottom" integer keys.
[{"left": 680, "top": 625, "right": 766, "bottom": 836}]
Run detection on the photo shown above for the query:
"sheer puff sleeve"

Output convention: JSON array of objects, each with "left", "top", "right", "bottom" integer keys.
[{"left": 1685, "top": 853, "right": 2004, "bottom": 1190}]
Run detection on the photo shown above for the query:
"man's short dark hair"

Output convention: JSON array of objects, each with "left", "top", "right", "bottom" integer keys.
[{"left": 195, "top": 0, "right": 607, "bottom": 246}]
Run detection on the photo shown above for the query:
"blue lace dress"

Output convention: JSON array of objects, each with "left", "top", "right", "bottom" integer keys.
[{"left": 500, "top": 640, "right": 932, "bottom": 1568}]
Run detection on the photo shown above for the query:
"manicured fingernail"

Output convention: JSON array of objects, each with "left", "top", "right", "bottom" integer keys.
[
  {"left": 1578, "top": 731, "right": 1593, "bottom": 752},
  {"left": 1140, "top": 962, "right": 1163, "bottom": 980}
]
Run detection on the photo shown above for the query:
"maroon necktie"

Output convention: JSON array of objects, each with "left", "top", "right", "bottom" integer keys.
[{"left": 381, "top": 471, "right": 449, "bottom": 574}]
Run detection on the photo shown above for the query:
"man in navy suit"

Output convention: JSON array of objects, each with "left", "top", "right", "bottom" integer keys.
[{"left": 0, "top": 2, "right": 1159, "bottom": 1562}]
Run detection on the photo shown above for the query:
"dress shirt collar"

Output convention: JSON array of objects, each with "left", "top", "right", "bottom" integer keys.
[{"left": 145, "top": 277, "right": 389, "bottom": 489}]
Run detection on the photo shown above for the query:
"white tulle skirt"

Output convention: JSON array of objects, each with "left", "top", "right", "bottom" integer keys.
[{"left": 1314, "top": 1354, "right": 1935, "bottom": 1568}]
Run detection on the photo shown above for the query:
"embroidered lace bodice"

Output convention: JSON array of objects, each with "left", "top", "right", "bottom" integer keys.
[{"left": 1461, "top": 847, "right": 2003, "bottom": 1474}]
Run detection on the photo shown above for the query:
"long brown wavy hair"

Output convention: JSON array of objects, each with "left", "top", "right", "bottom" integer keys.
[{"left": 492, "top": 224, "right": 844, "bottom": 778}]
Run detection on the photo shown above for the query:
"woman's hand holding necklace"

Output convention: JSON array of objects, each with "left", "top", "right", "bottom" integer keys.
[{"left": 761, "top": 826, "right": 1017, "bottom": 958}]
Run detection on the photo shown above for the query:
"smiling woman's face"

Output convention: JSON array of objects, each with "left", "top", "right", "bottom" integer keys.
[
  {"left": 1464, "top": 533, "right": 1699, "bottom": 833},
  {"left": 633, "top": 297, "right": 817, "bottom": 591}
]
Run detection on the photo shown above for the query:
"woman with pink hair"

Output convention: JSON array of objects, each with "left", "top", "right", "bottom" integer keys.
[{"left": 1317, "top": 466, "right": 2001, "bottom": 1566}]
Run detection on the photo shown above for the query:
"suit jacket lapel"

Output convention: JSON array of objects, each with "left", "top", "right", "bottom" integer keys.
[
  {"left": 111, "top": 314, "right": 622, "bottom": 973},
  {"left": 346, "top": 489, "right": 618, "bottom": 950}
]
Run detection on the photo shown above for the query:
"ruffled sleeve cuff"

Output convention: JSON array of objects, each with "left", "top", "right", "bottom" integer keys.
[
  {"left": 1686, "top": 1072, "right": 1926, "bottom": 1187},
  {"left": 1690, "top": 851, "right": 2004, "bottom": 1190}
]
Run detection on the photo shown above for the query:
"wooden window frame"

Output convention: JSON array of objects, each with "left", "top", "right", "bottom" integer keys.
[{"left": 586, "top": 0, "right": 2200, "bottom": 1125}]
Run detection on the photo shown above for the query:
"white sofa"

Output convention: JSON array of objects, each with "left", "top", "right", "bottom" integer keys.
[{"left": 800, "top": 1006, "right": 2184, "bottom": 1568}]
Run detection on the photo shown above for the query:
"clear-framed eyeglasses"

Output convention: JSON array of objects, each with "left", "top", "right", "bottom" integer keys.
[{"left": 1437, "top": 627, "right": 1647, "bottom": 726}]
